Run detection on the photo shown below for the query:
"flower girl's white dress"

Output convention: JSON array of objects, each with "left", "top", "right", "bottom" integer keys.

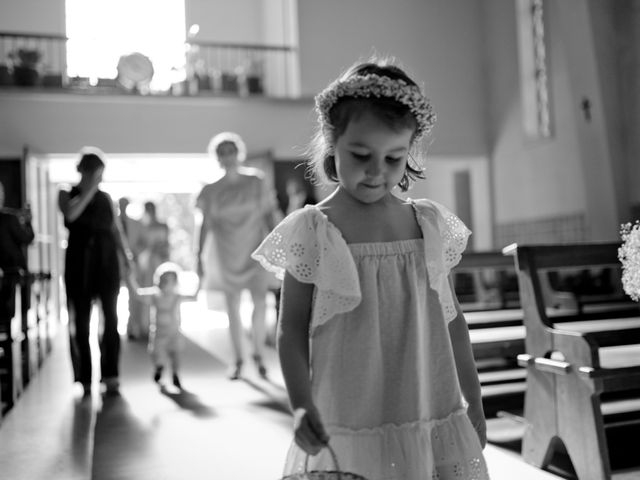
[{"left": 253, "top": 199, "right": 490, "bottom": 480}]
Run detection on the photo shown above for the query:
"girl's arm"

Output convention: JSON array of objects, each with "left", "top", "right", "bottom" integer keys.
[
  {"left": 134, "top": 286, "right": 157, "bottom": 304},
  {"left": 447, "top": 275, "right": 487, "bottom": 448},
  {"left": 278, "top": 271, "right": 329, "bottom": 454}
]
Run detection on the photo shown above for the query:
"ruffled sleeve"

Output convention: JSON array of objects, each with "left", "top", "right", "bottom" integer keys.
[
  {"left": 252, "top": 206, "right": 361, "bottom": 329},
  {"left": 410, "top": 198, "right": 471, "bottom": 322}
]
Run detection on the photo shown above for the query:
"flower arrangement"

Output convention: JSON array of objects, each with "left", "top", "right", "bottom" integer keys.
[
  {"left": 619, "top": 221, "right": 640, "bottom": 301},
  {"left": 9, "top": 48, "right": 42, "bottom": 69}
]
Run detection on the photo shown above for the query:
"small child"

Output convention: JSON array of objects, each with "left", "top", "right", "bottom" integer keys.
[
  {"left": 253, "top": 58, "right": 490, "bottom": 479},
  {"left": 135, "top": 262, "right": 198, "bottom": 389}
]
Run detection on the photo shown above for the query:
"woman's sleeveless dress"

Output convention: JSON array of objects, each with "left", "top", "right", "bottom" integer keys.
[
  {"left": 64, "top": 187, "right": 120, "bottom": 298},
  {"left": 197, "top": 172, "right": 278, "bottom": 293},
  {"left": 252, "top": 199, "right": 490, "bottom": 480}
]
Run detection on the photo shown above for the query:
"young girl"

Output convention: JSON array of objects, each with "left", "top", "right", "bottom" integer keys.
[
  {"left": 136, "top": 262, "right": 198, "bottom": 390},
  {"left": 252, "top": 60, "right": 490, "bottom": 479}
]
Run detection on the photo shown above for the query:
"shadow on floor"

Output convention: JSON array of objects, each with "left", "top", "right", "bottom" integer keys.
[
  {"left": 159, "top": 385, "right": 217, "bottom": 418},
  {"left": 91, "top": 393, "right": 153, "bottom": 479},
  {"left": 241, "top": 376, "right": 290, "bottom": 415}
]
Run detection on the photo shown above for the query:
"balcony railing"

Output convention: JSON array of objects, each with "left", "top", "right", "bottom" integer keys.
[{"left": 0, "top": 31, "right": 298, "bottom": 98}]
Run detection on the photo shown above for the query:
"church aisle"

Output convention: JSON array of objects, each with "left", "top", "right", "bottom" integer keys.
[
  {"left": 0, "top": 290, "right": 581, "bottom": 480},
  {"left": 0, "top": 323, "right": 293, "bottom": 480}
]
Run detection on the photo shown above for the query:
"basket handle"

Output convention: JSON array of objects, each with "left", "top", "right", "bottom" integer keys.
[{"left": 303, "top": 443, "right": 341, "bottom": 475}]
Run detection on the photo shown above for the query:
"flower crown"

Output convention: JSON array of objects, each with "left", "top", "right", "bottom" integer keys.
[{"left": 315, "top": 73, "right": 436, "bottom": 139}]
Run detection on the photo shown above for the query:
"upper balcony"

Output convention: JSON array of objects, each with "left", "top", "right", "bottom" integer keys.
[{"left": 0, "top": 31, "right": 299, "bottom": 99}]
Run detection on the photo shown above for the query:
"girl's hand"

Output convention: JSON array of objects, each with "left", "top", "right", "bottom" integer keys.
[
  {"left": 292, "top": 405, "right": 329, "bottom": 455},
  {"left": 467, "top": 404, "right": 487, "bottom": 448}
]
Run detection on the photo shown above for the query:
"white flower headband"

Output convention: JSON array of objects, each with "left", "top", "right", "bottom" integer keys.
[{"left": 315, "top": 73, "right": 436, "bottom": 139}]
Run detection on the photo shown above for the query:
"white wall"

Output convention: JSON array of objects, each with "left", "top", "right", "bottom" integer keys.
[
  {"left": 297, "top": 0, "right": 489, "bottom": 157},
  {"left": 184, "top": 0, "right": 264, "bottom": 44},
  {"left": 0, "top": 0, "right": 66, "bottom": 34},
  {"left": 405, "top": 156, "right": 492, "bottom": 251},
  {"left": 482, "top": 0, "right": 630, "bottom": 241},
  {"left": 0, "top": 92, "right": 315, "bottom": 156}
]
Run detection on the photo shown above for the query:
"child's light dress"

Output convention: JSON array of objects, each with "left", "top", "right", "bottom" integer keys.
[
  {"left": 148, "top": 292, "right": 182, "bottom": 370},
  {"left": 252, "top": 198, "right": 490, "bottom": 480}
]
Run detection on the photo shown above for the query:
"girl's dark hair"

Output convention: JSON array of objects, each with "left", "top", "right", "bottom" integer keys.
[
  {"left": 158, "top": 270, "right": 178, "bottom": 288},
  {"left": 307, "top": 59, "right": 427, "bottom": 192},
  {"left": 77, "top": 147, "right": 106, "bottom": 174}
]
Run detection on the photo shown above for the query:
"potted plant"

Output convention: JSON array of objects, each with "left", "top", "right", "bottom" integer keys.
[{"left": 9, "top": 48, "right": 42, "bottom": 86}]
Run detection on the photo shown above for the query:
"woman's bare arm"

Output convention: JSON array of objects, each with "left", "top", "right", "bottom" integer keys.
[{"left": 57, "top": 173, "right": 101, "bottom": 223}]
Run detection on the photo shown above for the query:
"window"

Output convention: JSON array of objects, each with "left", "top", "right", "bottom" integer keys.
[
  {"left": 65, "top": 0, "right": 186, "bottom": 92},
  {"left": 516, "top": 0, "right": 552, "bottom": 140}
]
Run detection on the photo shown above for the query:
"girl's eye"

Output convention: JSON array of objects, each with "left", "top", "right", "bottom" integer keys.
[
  {"left": 386, "top": 157, "right": 403, "bottom": 164},
  {"left": 351, "top": 152, "right": 369, "bottom": 161}
]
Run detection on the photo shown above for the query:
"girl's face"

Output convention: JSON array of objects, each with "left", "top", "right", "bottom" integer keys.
[
  {"left": 334, "top": 111, "right": 413, "bottom": 204},
  {"left": 159, "top": 274, "right": 178, "bottom": 293},
  {"left": 216, "top": 142, "right": 239, "bottom": 170}
]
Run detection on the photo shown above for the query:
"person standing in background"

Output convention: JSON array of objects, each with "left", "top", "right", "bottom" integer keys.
[
  {"left": 285, "top": 176, "right": 317, "bottom": 216},
  {"left": 133, "top": 201, "right": 170, "bottom": 340},
  {"left": 58, "top": 147, "right": 134, "bottom": 397},
  {"left": 0, "top": 180, "right": 34, "bottom": 327},
  {"left": 196, "top": 132, "right": 282, "bottom": 380},
  {"left": 118, "top": 197, "right": 145, "bottom": 340}
]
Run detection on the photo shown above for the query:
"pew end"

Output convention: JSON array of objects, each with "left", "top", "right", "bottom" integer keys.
[{"left": 506, "top": 242, "right": 640, "bottom": 479}]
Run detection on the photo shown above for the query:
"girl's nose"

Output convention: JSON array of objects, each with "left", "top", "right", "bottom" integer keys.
[{"left": 367, "top": 157, "right": 384, "bottom": 176}]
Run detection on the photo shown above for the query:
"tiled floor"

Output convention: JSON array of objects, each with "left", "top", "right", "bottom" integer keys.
[{"left": 1, "top": 291, "right": 634, "bottom": 479}]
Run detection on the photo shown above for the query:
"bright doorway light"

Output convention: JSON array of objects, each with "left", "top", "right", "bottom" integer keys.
[{"left": 65, "top": 0, "right": 186, "bottom": 92}]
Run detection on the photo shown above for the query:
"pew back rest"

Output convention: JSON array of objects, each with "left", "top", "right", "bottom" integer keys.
[
  {"left": 454, "top": 250, "right": 520, "bottom": 310},
  {"left": 504, "top": 242, "right": 640, "bottom": 361}
]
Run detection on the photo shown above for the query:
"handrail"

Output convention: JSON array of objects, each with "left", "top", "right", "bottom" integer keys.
[
  {"left": 0, "top": 31, "right": 68, "bottom": 41},
  {"left": 188, "top": 39, "right": 294, "bottom": 52},
  {"left": 0, "top": 31, "right": 298, "bottom": 97}
]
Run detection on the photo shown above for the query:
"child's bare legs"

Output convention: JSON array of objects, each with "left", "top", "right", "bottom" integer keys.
[
  {"left": 169, "top": 347, "right": 181, "bottom": 389},
  {"left": 249, "top": 287, "right": 268, "bottom": 378},
  {"left": 224, "top": 290, "right": 244, "bottom": 379},
  {"left": 151, "top": 337, "right": 165, "bottom": 384}
]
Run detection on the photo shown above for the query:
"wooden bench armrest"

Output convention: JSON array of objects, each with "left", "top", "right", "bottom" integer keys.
[{"left": 517, "top": 353, "right": 571, "bottom": 374}]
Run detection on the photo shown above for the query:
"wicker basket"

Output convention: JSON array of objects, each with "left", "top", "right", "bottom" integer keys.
[{"left": 281, "top": 445, "right": 368, "bottom": 480}]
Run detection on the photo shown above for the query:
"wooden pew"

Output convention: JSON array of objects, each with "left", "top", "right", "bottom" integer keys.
[
  {"left": 30, "top": 271, "right": 53, "bottom": 367},
  {"left": 20, "top": 272, "right": 39, "bottom": 384},
  {"left": 0, "top": 269, "right": 26, "bottom": 413},
  {"left": 505, "top": 242, "right": 640, "bottom": 480},
  {"left": 455, "top": 250, "right": 521, "bottom": 312},
  {"left": 0, "top": 344, "right": 4, "bottom": 420}
]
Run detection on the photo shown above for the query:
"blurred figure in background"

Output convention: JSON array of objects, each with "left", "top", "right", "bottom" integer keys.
[
  {"left": 118, "top": 197, "right": 145, "bottom": 340},
  {"left": 285, "top": 176, "right": 317, "bottom": 215},
  {"left": 196, "top": 132, "right": 282, "bottom": 380},
  {"left": 0, "top": 180, "right": 34, "bottom": 327},
  {"left": 133, "top": 200, "right": 170, "bottom": 340},
  {"left": 134, "top": 261, "right": 198, "bottom": 390},
  {"left": 58, "top": 147, "right": 134, "bottom": 397}
]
